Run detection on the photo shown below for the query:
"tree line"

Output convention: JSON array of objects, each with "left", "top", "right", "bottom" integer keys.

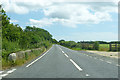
[
  {"left": 57, "top": 40, "right": 120, "bottom": 51},
  {"left": 58, "top": 40, "right": 99, "bottom": 50}
]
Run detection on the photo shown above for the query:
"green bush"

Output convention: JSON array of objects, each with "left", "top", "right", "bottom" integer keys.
[
  {"left": 93, "top": 42, "right": 99, "bottom": 50},
  {"left": 25, "top": 52, "right": 28, "bottom": 60}
]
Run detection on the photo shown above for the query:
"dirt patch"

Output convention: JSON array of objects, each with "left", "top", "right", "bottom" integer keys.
[{"left": 85, "top": 50, "right": 119, "bottom": 59}]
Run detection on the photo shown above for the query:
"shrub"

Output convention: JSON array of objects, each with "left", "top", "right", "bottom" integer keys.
[{"left": 93, "top": 41, "right": 99, "bottom": 50}]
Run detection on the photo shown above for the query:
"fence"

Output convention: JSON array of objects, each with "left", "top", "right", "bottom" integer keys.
[
  {"left": 80, "top": 43, "right": 120, "bottom": 51},
  {"left": 109, "top": 43, "right": 120, "bottom": 51}
]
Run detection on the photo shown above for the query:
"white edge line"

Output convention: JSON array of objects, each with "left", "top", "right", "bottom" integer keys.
[
  {"left": 7, "top": 69, "right": 16, "bottom": 74},
  {"left": 1, "top": 74, "right": 8, "bottom": 77},
  {"left": 0, "top": 69, "right": 16, "bottom": 77},
  {"left": 64, "top": 54, "right": 69, "bottom": 58},
  {"left": 0, "top": 71, "right": 4, "bottom": 74},
  {"left": 70, "top": 59, "right": 82, "bottom": 71},
  {"left": 26, "top": 46, "right": 53, "bottom": 67}
]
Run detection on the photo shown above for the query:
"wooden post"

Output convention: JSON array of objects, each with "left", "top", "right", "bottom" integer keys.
[
  {"left": 115, "top": 43, "right": 117, "bottom": 51},
  {"left": 109, "top": 43, "right": 112, "bottom": 51}
]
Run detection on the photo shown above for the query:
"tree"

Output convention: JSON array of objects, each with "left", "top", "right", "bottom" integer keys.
[
  {"left": 93, "top": 41, "right": 99, "bottom": 50},
  {"left": 52, "top": 39, "right": 58, "bottom": 44}
]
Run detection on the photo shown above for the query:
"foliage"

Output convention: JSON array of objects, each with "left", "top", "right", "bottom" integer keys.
[
  {"left": 52, "top": 39, "right": 58, "bottom": 44},
  {"left": 1, "top": 9, "right": 53, "bottom": 61},
  {"left": 59, "top": 40, "right": 100, "bottom": 51},
  {"left": 93, "top": 41, "right": 99, "bottom": 50}
]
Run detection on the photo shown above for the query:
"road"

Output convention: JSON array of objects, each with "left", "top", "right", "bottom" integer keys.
[{"left": 1, "top": 44, "right": 118, "bottom": 78}]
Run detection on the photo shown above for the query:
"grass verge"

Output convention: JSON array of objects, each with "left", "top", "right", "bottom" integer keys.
[{"left": 2, "top": 45, "right": 52, "bottom": 70}]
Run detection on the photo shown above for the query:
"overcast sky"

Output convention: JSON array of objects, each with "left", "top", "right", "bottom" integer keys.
[{"left": 0, "top": 0, "right": 118, "bottom": 42}]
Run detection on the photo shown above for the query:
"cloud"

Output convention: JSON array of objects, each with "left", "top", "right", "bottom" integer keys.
[
  {"left": 29, "top": 18, "right": 53, "bottom": 27},
  {"left": 1, "top": 0, "right": 118, "bottom": 14},
  {"left": 10, "top": 20, "right": 19, "bottom": 23},
  {"left": 30, "top": 3, "right": 115, "bottom": 27},
  {"left": 1, "top": 0, "right": 118, "bottom": 27},
  {"left": 43, "top": 3, "right": 116, "bottom": 25},
  {"left": 0, "top": 0, "right": 52, "bottom": 14}
]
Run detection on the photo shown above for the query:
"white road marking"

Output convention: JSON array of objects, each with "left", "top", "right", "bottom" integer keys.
[
  {"left": 70, "top": 59, "right": 82, "bottom": 71},
  {"left": 86, "top": 74, "right": 90, "bottom": 77},
  {"left": 0, "top": 69, "right": 16, "bottom": 77},
  {"left": 26, "top": 46, "right": 52, "bottom": 67},
  {"left": 59, "top": 47, "right": 62, "bottom": 51},
  {"left": 1, "top": 74, "right": 8, "bottom": 77},
  {"left": 106, "top": 61, "right": 112, "bottom": 64},
  {"left": 99, "top": 59, "right": 104, "bottom": 61},
  {"left": 0, "top": 71, "right": 4, "bottom": 74},
  {"left": 62, "top": 51, "right": 64, "bottom": 53},
  {"left": 64, "top": 54, "right": 69, "bottom": 58},
  {"left": 116, "top": 64, "right": 120, "bottom": 67},
  {"left": 7, "top": 69, "right": 16, "bottom": 74}
]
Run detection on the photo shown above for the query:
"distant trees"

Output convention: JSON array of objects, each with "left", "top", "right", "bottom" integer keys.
[
  {"left": 58, "top": 40, "right": 100, "bottom": 50},
  {"left": 52, "top": 39, "right": 58, "bottom": 44},
  {"left": 59, "top": 40, "right": 77, "bottom": 48}
]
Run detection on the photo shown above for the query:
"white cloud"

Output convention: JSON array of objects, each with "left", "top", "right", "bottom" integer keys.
[
  {"left": 1, "top": 0, "right": 52, "bottom": 14},
  {"left": 29, "top": 18, "right": 53, "bottom": 27},
  {"left": 1, "top": 0, "right": 118, "bottom": 27},
  {"left": 30, "top": 3, "right": 114, "bottom": 27},
  {"left": 10, "top": 19, "right": 19, "bottom": 23}
]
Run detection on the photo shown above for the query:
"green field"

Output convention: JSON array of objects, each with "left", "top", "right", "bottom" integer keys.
[
  {"left": 99, "top": 44, "right": 109, "bottom": 51},
  {"left": 71, "top": 44, "right": 110, "bottom": 51}
]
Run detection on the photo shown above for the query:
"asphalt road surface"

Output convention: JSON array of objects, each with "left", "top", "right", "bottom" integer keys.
[{"left": 2, "top": 44, "right": 118, "bottom": 78}]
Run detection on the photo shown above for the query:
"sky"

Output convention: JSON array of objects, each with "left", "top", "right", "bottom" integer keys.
[{"left": 0, "top": 0, "right": 119, "bottom": 42}]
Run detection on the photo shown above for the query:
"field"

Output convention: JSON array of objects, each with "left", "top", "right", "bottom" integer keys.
[{"left": 99, "top": 44, "right": 109, "bottom": 51}]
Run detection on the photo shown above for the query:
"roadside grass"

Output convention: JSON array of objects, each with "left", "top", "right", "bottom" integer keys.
[
  {"left": 69, "top": 44, "right": 110, "bottom": 51},
  {"left": 2, "top": 45, "right": 52, "bottom": 70},
  {"left": 71, "top": 48, "right": 85, "bottom": 51}
]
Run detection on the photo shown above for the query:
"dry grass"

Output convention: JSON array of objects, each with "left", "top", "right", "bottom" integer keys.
[{"left": 86, "top": 50, "right": 118, "bottom": 59}]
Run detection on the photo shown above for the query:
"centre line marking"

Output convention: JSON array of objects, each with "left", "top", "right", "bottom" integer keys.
[
  {"left": 106, "top": 61, "right": 112, "bottom": 64},
  {"left": 70, "top": 59, "right": 83, "bottom": 71},
  {"left": 26, "top": 46, "right": 53, "bottom": 67},
  {"left": 62, "top": 51, "right": 64, "bottom": 53},
  {"left": 94, "top": 58, "right": 97, "bottom": 59},
  {"left": 116, "top": 64, "right": 120, "bottom": 67},
  {"left": 86, "top": 74, "right": 90, "bottom": 77},
  {"left": 99, "top": 59, "right": 104, "bottom": 61},
  {"left": 64, "top": 54, "right": 69, "bottom": 58}
]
